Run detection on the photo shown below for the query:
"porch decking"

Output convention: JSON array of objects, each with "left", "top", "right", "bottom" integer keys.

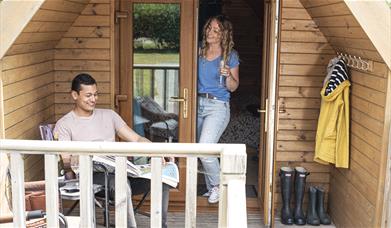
[
  {"left": 69, "top": 206, "right": 336, "bottom": 228},
  {"left": 90, "top": 208, "right": 264, "bottom": 228}
]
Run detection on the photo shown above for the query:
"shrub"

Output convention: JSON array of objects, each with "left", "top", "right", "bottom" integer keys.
[{"left": 133, "top": 4, "right": 180, "bottom": 51}]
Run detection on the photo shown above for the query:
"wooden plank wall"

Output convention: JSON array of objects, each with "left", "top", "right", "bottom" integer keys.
[
  {"left": 299, "top": 0, "right": 390, "bottom": 227},
  {"left": 0, "top": 0, "right": 89, "bottom": 181},
  {"left": 274, "top": 0, "right": 335, "bottom": 214},
  {"left": 222, "top": 0, "right": 263, "bottom": 96},
  {"left": 54, "top": 0, "right": 113, "bottom": 120}
]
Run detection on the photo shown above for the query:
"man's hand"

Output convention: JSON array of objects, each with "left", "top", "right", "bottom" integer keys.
[
  {"left": 163, "top": 157, "right": 175, "bottom": 164},
  {"left": 62, "top": 155, "right": 71, "bottom": 170}
]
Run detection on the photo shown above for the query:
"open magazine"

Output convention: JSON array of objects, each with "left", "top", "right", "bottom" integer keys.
[{"left": 92, "top": 156, "right": 179, "bottom": 188}]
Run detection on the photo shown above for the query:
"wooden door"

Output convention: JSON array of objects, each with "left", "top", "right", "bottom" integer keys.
[
  {"left": 258, "top": 0, "right": 271, "bottom": 218},
  {"left": 117, "top": 0, "right": 197, "bottom": 202},
  {"left": 260, "top": 0, "right": 281, "bottom": 226}
]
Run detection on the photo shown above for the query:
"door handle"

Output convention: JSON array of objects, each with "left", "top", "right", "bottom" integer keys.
[
  {"left": 169, "top": 97, "right": 186, "bottom": 102},
  {"left": 169, "top": 88, "right": 188, "bottom": 119},
  {"left": 257, "top": 98, "right": 268, "bottom": 132}
]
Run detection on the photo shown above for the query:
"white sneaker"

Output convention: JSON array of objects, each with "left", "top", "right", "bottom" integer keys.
[
  {"left": 208, "top": 186, "right": 219, "bottom": 204},
  {"left": 202, "top": 189, "right": 211, "bottom": 197}
]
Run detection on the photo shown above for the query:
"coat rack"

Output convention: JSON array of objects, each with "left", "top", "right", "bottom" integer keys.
[{"left": 337, "top": 51, "right": 373, "bottom": 72}]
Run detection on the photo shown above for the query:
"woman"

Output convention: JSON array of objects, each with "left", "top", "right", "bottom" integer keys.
[{"left": 197, "top": 15, "right": 239, "bottom": 204}]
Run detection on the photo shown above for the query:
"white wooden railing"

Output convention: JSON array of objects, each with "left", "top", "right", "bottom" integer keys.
[{"left": 0, "top": 139, "right": 247, "bottom": 228}]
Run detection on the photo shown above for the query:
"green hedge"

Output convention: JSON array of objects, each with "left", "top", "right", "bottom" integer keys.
[{"left": 133, "top": 4, "right": 180, "bottom": 51}]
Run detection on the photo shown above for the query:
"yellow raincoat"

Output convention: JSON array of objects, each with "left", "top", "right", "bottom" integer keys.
[{"left": 314, "top": 80, "right": 350, "bottom": 168}]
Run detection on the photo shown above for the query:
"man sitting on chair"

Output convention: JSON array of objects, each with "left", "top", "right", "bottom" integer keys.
[{"left": 53, "top": 73, "right": 170, "bottom": 228}]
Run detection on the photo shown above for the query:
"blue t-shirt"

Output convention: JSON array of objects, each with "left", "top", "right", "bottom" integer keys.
[{"left": 198, "top": 50, "right": 239, "bottom": 102}]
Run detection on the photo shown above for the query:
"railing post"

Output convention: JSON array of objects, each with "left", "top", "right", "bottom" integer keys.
[
  {"left": 79, "top": 155, "right": 95, "bottom": 227},
  {"left": 10, "top": 152, "right": 25, "bottom": 228},
  {"left": 218, "top": 145, "right": 247, "bottom": 228},
  {"left": 151, "top": 157, "right": 162, "bottom": 228},
  {"left": 45, "top": 154, "right": 59, "bottom": 227},
  {"left": 185, "top": 157, "right": 198, "bottom": 228},
  {"left": 115, "top": 156, "right": 128, "bottom": 227}
]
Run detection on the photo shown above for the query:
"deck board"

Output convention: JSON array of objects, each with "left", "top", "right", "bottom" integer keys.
[{"left": 66, "top": 206, "right": 335, "bottom": 227}]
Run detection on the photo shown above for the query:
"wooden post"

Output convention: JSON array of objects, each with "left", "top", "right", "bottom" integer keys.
[
  {"left": 0, "top": 59, "right": 11, "bottom": 216},
  {"left": 79, "top": 155, "right": 95, "bottom": 227},
  {"left": 185, "top": 157, "right": 198, "bottom": 228},
  {"left": 115, "top": 156, "right": 128, "bottom": 227},
  {"left": 10, "top": 152, "right": 25, "bottom": 228},
  {"left": 151, "top": 157, "right": 162, "bottom": 228},
  {"left": 44, "top": 154, "right": 59, "bottom": 227},
  {"left": 380, "top": 70, "right": 391, "bottom": 227},
  {"left": 218, "top": 145, "right": 247, "bottom": 228}
]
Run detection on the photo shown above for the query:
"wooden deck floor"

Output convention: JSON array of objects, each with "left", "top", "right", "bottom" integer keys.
[
  {"left": 67, "top": 207, "right": 335, "bottom": 228},
  {"left": 67, "top": 206, "right": 264, "bottom": 227},
  {"left": 134, "top": 212, "right": 264, "bottom": 228}
]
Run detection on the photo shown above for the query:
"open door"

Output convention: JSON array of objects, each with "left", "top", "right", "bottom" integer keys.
[
  {"left": 259, "top": 0, "right": 281, "bottom": 226},
  {"left": 116, "top": 0, "right": 197, "bottom": 202}
]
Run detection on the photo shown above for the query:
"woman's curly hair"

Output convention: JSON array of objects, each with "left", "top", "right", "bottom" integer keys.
[{"left": 200, "top": 15, "right": 235, "bottom": 64}]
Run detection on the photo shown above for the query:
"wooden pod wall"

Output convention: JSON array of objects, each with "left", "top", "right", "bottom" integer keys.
[
  {"left": 274, "top": 0, "right": 391, "bottom": 227},
  {"left": 1, "top": 0, "right": 90, "bottom": 181}
]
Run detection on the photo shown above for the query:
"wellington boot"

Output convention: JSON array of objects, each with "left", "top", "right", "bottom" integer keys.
[
  {"left": 279, "top": 167, "right": 294, "bottom": 225},
  {"left": 293, "top": 167, "right": 309, "bottom": 225},
  {"left": 306, "top": 186, "right": 320, "bottom": 225},
  {"left": 316, "top": 187, "right": 331, "bottom": 225}
]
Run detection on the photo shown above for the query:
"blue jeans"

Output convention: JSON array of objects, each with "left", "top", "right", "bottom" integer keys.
[{"left": 197, "top": 97, "right": 230, "bottom": 190}]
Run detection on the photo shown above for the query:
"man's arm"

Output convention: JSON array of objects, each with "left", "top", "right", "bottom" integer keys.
[
  {"left": 53, "top": 122, "right": 75, "bottom": 178},
  {"left": 117, "top": 125, "right": 151, "bottom": 142},
  {"left": 53, "top": 124, "right": 71, "bottom": 165},
  {"left": 117, "top": 125, "right": 175, "bottom": 163}
]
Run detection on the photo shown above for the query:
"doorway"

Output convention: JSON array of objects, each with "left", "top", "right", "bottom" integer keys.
[
  {"left": 117, "top": 0, "right": 197, "bottom": 202},
  {"left": 116, "top": 0, "right": 277, "bottom": 219},
  {"left": 196, "top": 0, "right": 267, "bottom": 212}
]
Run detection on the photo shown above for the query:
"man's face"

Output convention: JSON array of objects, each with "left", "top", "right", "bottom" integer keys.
[{"left": 72, "top": 84, "right": 98, "bottom": 113}]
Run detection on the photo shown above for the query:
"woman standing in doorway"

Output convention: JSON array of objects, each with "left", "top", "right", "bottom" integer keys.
[{"left": 197, "top": 15, "right": 240, "bottom": 203}]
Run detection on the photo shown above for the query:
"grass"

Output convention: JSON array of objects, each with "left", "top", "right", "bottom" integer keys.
[{"left": 134, "top": 52, "right": 179, "bottom": 65}]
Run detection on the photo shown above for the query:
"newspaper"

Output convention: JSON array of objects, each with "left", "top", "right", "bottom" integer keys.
[
  {"left": 137, "top": 162, "right": 179, "bottom": 188},
  {"left": 39, "top": 125, "right": 180, "bottom": 187},
  {"left": 92, "top": 156, "right": 179, "bottom": 188}
]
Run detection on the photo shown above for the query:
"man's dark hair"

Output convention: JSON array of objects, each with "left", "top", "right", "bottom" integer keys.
[{"left": 71, "top": 73, "right": 97, "bottom": 93}]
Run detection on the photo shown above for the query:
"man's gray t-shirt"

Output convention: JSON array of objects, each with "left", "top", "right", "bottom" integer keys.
[{"left": 54, "top": 108, "right": 126, "bottom": 141}]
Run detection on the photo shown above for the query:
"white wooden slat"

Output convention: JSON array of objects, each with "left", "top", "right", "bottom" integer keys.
[
  {"left": 115, "top": 156, "right": 128, "bottom": 227},
  {"left": 10, "top": 152, "right": 25, "bottom": 228},
  {"left": 79, "top": 155, "right": 95, "bottom": 227},
  {"left": 44, "top": 154, "right": 59, "bottom": 227},
  {"left": 219, "top": 146, "right": 247, "bottom": 228},
  {"left": 151, "top": 157, "right": 162, "bottom": 228},
  {"left": 185, "top": 157, "right": 198, "bottom": 228},
  {"left": 218, "top": 181, "right": 228, "bottom": 228},
  {"left": 227, "top": 179, "right": 248, "bottom": 228}
]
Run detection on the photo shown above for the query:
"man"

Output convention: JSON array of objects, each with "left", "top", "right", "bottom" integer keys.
[{"left": 53, "top": 73, "right": 170, "bottom": 228}]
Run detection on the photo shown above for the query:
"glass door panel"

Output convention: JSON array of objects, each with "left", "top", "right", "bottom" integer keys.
[{"left": 132, "top": 3, "right": 180, "bottom": 143}]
